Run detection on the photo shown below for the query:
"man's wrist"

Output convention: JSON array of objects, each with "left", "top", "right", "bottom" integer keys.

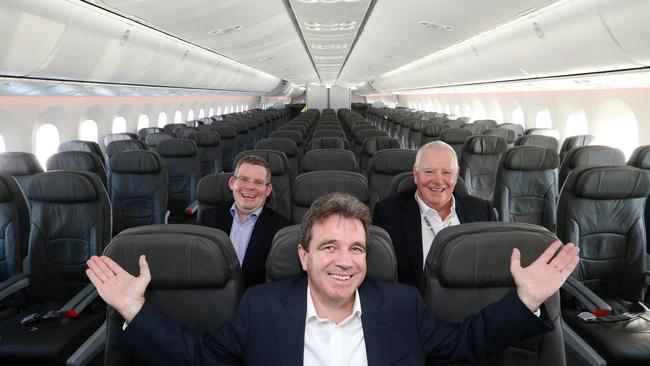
[{"left": 120, "top": 299, "right": 145, "bottom": 324}]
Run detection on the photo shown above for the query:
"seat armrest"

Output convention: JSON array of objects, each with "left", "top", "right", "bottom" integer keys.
[
  {"left": 164, "top": 210, "right": 170, "bottom": 224},
  {"left": 66, "top": 320, "right": 107, "bottom": 366},
  {"left": 58, "top": 284, "right": 99, "bottom": 318},
  {"left": 562, "top": 276, "right": 612, "bottom": 316},
  {"left": 645, "top": 271, "right": 650, "bottom": 286},
  {"left": 0, "top": 273, "right": 29, "bottom": 301},
  {"left": 184, "top": 200, "right": 199, "bottom": 215}
]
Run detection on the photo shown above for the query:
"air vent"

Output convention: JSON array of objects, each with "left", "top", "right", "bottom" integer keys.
[
  {"left": 208, "top": 25, "right": 244, "bottom": 36},
  {"left": 311, "top": 44, "right": 349, "bottom": 49},
  {"left": 258, "top": 56, "right": 277, "bottom": 62},
  {"left": 314, "top": 55, "right": 345, "bottom": 60},
  {"left": 119, "top": 30, "right": 130, "bottom": 46},
  {"left": 418, "top": 21, "right": 454, "bottom": 31},
  {"left": 380, "top": 52, "right": 401, "bottom": 59}
]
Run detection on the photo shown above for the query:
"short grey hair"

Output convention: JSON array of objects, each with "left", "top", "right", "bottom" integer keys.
[{"left": 414, "top": 141, "right": 459, "bottom": 171}]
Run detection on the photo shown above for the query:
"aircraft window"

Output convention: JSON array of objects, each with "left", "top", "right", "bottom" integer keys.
[
  {"left": 198, "top": 109, "right": 205, "bottom": 119},
  {"left": 224, "top": 106, "right": 229, "bottom": 114},
  {"left": 188, "top": 109, "right": 195, "bottom": 121},
  {"left": 565, "top": 112, "right": 589, "bottom": 137},
  {"left": 230, "top": 105, "right": 235, "bottom": 113},
  {"left": 217, "top": 106, "right": 222, "bottom": 115},
  {"left": 454, "top": 105, "right": 461, "bottom": 116},
  {"left": 245, "top": 105, "right": 249, "bottom": 111},
  {"left": 512, "top": 108, "right": 525, "bottom": 126},
  {"left": 535, "top": 110, "right": 552, "bottom": 128},
  {"left": 593, "top": 115, "right": 638, "bottom": 160},
  {"left": 137, "top": 114, "right": 150, "bottom": 130},
  {"left": 158, "top": 112, "right": 168, "bottom": 127},
  {"left": 35, "top": 123, "right": 60, "bottom": 168},
  {"left": 174, "top": 110, "right": 182, "bottom": 124},
  {"left": 79, "top": 119, "right": 98, "bottom": 142},
  {"left": 235, "top": 105, "right": 240, "bottom": 113},
  {"left": 471, "top": 101, "right": 486, "bottom": 119},
  {"left": 208, "top": 107, "right": 214, "bottom": 116},
  {"left": 0, "top": 135, "right": 6, "bottom": 153},
  {"left": 112, "top": 117, "right": 127, "bottom": 133}
]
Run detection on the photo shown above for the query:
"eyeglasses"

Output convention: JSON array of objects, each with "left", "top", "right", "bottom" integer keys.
[{"left": 234, "top": 175, "right": 269, "bottom": 187}]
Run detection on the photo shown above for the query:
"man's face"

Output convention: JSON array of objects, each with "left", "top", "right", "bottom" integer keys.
[
  {"left": 298, "top": 215, "right": 367, "bottom": 308},
  {"left": 413, "top": 148, "right": 458, "bottom": 212},
  {"left": 229, "top": 163, "right": 272, "bottom": 216}
]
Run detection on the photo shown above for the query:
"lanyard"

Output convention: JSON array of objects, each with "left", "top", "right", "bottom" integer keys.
[{"left": 422, "top": 214, "right": 452, "bottom": 236}]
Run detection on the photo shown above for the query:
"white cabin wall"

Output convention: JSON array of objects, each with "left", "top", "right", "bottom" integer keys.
[{"left": 395, "top": 87, "right": 650, "bottom": 157}]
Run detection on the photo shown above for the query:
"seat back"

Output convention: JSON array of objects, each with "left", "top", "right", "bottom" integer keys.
[
  {"left": 270, "top": 130, "right": 305, "bottom": 158},
  {"left": 559, "top": 134, "right": 595, "bottom": 162},
  {"left": 162, "top": 123, "right": 187, "bottom": 134},
  {"left": 105, "top": 139, "right": 146, "bottom": 164},
  {"left": 312, "top": 129, "right": 346, "bottom": 140},
  {"left": 108, "top": 150, "right": 168, "bottom": 235},
  {"left": 187, "top": 131, "right": 223, "bottom": 176},
  {"left": 484, "top": 127, "right": 516, "bottom": 146},
  {"left": 497, "top": 123, "right": 525, "bottom": 136},
  {"left": 103, "top": 224, "right": 244, "bottom": 366},
  {"left": 156, "top": 139, "right": 200, "bottom": 219},
  {"left": 226, "top": 121, "right": 251, "bottom": 151},
  {"left": 308, "top": 137, "right": 351, "bottom": 151},
  {"left": 459, "top": 135, "right": 507, "bottom": 202},
  {"left": 439, "top": 128, "right": 473, "bottom": 161},
  {"left": 0, "top": 152, "right": 45, "bottom": 194},
  {"left": 495, "top": 146, "right": 560, "bottom": 231},
  {"left": 46, "top": 151, "right": 108, "bottom": 189},
  {"left": 354, "top": 129, "right": 389, "bottom": 156},
  {"left": 144, "top": 132, "right": 175, "bottom": 153},
  {"left": 255, "top": 138, "right": 300, "bottom": 182},
  {"left": 207, "top": 124, "right": 238, "bottom": 172},
  {"left": 558, "top": 145, "right": 625, "bottom": 188},
  {"left": 557, "top": 166, "right": 650, "bottom": 301},
  {"left": 422, "top": 222, "right": 565, "bottom": 366},
  {"left": 421, "top": 123, "right": 444, "bottom": 145},
  {"left": 460, "top": 123, "right": 486, "bottom": 135},
  {"left": 515, "top": 135, "right": 560, "bottom": 152},
  {"left": 196, "top": 173, "right": 234, "bottom": 222},
  {"left": 367, "top": 149, "right": 416, "bottom": 209},
  {"left": 472, "top": 119, "right": 498, "bottom": 129},
  {"left": 266, "top": 224, "right": 396, "bottom": 282},
  {"left": 0, "top": 173, "right": 29, "bottom": 280},
  {"left": 136, "top": 127, "right": 163, "bottom": 141},
  {"left": 300, "top": 149, "right": 358, "bottom": 173},
  {"left": 291, "top": 171, "right": 368, "bottom": 224},
  {"left": 103, "top": 133, "right": 138, "bottom": 149},
  {"left": 234, "top": 150, "right": 292, "bottom": 220},
  {"left": 359, "top": 136, "right": 401, "bottom": 176},
  {"left": 524, "top": 128, "right": 560, "bottom": 140},
  {"left": 26, "top": 171, "right": 111, "bottom": 302},
  {"left": 57, "top": 140, "right": 104, "bottom": 167}
]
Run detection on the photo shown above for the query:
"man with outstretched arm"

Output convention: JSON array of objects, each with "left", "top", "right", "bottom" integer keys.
[{"left": 87, "top": 193, "right": 579, "bottom": 365}]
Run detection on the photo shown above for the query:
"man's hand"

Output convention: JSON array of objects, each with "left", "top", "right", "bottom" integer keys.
[
  {"left": 86, "top": 255, "right": 151, "bottom": 324},
  {"left": 510, "top": 241, "right": 580, "bottom": 312}
]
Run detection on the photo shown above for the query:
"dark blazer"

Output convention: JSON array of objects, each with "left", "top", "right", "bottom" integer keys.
[
  {"left": 199, "top": 205, "right": 290, "bottom": 288},
  {"left": 116, "top": 276, "right": 552, "bottom": 366},
  {"left": 373, "top": 188, "right": 497, "bottom": 288}
]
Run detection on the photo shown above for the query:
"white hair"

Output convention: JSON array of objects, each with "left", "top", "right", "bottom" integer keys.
[{"left": 414, "top": 141, "right": 459, "bottom": 171}]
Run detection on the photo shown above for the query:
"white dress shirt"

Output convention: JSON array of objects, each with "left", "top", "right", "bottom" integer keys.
[
  {"left": 303, "top": 286, "right": 367, "bottom": 366},
  {"left": 415, "top": 192, "right": 461, "bottom": 268},
  {"left": 228, "top": 204, "right": 262, "bottom": 265}
]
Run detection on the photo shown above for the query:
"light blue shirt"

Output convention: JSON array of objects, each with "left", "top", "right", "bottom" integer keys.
[{"left": 229, "top": 204, "right": 263, "bottom": 265}]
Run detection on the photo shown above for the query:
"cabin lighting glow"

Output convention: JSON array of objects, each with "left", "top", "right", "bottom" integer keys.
[
  {"left": 314, "top": 55, "right": 345, "bottom": 60},
  {"left": 311, "top": 43, "right": 349, "bottom": 49}
]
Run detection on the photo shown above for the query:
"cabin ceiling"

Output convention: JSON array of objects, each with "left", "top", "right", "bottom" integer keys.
[{"left": 91, "top": 0, "right": 561, "bottom": 88}]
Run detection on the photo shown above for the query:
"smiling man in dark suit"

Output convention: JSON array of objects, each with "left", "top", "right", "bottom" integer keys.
[
  {"left": 86, "top": 192, "right": 579, "bottom": 366},
  {"left": 199, "top": 154, "right": 290, "bottom": 288},
  {"left": 373, "top": 141, "right": 497, "bottom": 288}
]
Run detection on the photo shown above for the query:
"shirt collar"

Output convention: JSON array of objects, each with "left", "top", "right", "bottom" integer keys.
[
  {"left": 229, "top": 203, "right": 263, "bottom": 222},
  {"left": 306, "top": 285, "right": 362, "bottom": 324},
  {"left": 414, "top": 190, "right": 456, "bottom": 219}
]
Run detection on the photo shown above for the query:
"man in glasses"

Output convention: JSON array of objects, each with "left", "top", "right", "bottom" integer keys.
[{"left": 199, "top": 154, "right": 290, "bottom": 288}]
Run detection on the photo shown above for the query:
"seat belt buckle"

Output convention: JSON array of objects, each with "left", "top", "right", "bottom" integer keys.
[
  {"left": 578, "top": 312, "right": 597, "bottom": 321},
  {"left": 20, "top": 312, "right": 40, "bottom": 325}
]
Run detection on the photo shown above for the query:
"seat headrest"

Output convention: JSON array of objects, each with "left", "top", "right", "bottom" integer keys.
[
  {"left": 0, "top": 173, "right": 18, "bottom": 202},
  {"left": 197, "top": 173, "right": 233, "bottom": 205},
  {"left": 292, "top": 171, "right": 368, "bottom": 205},
  {"left": 572, "top": 166, "right": 650, "bottom": 199},
  {"left": 144, "top": 132, "right": 175, "bottom": 147},
  {"left": 371, "top": 149, "right": 416, "bottom": 174},
  {"left": 440, "top": 128, "right": 472, "bottom": 144},
  {"left": 105, "top": 225, "right": 238, "bottom": 288},
  {"left": 270, "top": 130, "right": 303, "bottom": 143},
  {"left": 484, "top": 128, "right": 516, "bottom": 143},
  {"left": 188, "top": 131, "right": 220, "bottom": 147},
  {"left": 301, "top": 150, "right": 358, "bottom": 172},
  {"left": 256, "top": 138, "right": 298, "bottom": 156},
  {"left": 362, "top": 136, "right": 401, "bottom": 155},
  {"left": 156, "top": 138, "right": 198, "bottom": 158},
  {"left": 235, "top": 150, "right": 288, "bottom": 176},
  {"left": 226, "top": 121, "right": 248, "bottom": 133},
  {"left": 310, "top": 137, "right": 347, "bottom": 150},
  {"left": 106, "top": 139, "right": 145, "bottom": 158},
  {"left": 628, "top": 146, "right": 650, "bottom": 169},
  {"left": 47, "top": 151, "right": 103, "bottom": 171},
  {"left": 209, "top": 125, "right": 237, "bottom": 139},
  {"left": 0, "top": 152, "right": 43, "bottom": 176},
  {"left": 503, "top": 146, "right": 560, "bottom": 171},
  {"left": 109, "top": 150, "right": 163, "bottom": 174},
  {"left": 267, "top": 225, "right": 396, "bottom": 282},
  {"left": 58, "top": 140, "right": 101, "bottom": 155},
  {"left": 27, "top": 171, "right": 101, "bottom": 203},
  {"left": 569, "top": 146, "right": 625, "bottom": 167},
  {"left": 423, "top": 123, "right": 443, "bottom": 136},
  {"left": 465, "top": 135, "right": 507, "bottom": 155},
  {"left": 429, "top": 222, "right": 556, "bottom": 287}
]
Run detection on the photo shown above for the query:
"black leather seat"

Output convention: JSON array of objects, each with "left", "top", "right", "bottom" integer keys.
[
  {"left": 108, "top": 150, "right": 168, "bottom": 235},
  {"left": 105, "top": 139, "right": 146, "bottom": 164},
  {"left": 472, "top": 119, "right": 498, "bottom": 129},
  {"left": 558, "top": 145, "right": 625, "bottom": 188},
  {"left": 459, "top": 135, "right": 507, "bottom": 202},
  {"left": 291, "top": 171, "right": 369, "bottom": 224},
  {"left": 421, "top": 123, "right": 443, "bottom": 146},
  {"left": 422, "top": 222, "right": 566, "bottom": 366},
  {"left": 156, "top": 139, "right": 200, "bottom": 222},
  {"left": 0, "top": 152, "right": 44, "bottom": 194},
  {"left": 557, "top": 166, "right": 650, "bottom": 365},
  {"left": 515, "top": 135, "right": 560, "bottom": 152},
  {"left": 367, "top": 149, "right": 416, "bottom": 209},
  {"left": 255, "top": 138, "right": 300, "bottom": 183},
  {"left": 354, "top": 129, "right": 389, "bottom": 157},
  {"left": 103, "top": 133, "right": 138, "bottom": 149},
  {"left": 308, "top": 137, "right": 351, "bottom": 151},
  {"left": 440, "top": 128, "right": 473, "bottom": 162},
  {"left": 46, "top": 151, "right": 108, "bottom": 189},
  {"left": 136, "top": 127, "right": 163, "bottom": 141},
  {"left": 0, "top": 171, "right": 111, "bottom": 365},
  {"left": 300, "top": 149, "right": 358, "bottom": 173},
  {"left": 206, "top": 124, "right": 238, "bottom": 172},
  {"left": 187, "top": 131, "right": 223, "bottom": 177},
  {"left": 196, "top": 172, "right": 234, "bottom": 223},
  {"left": 484, "top": 127, "right": 516, "bottom": 147},
  {"left": 359, "top": 136, "right": 401, "bottom": 177},
  {"left": 0, "top": 173, "right": 29, "bottom": 282},
  {"left": 266, "top": 224, "right": 396, "bottom": 282},
  {"left": 460, "top": 123, "right": 486, "bottom": 135},
  {"left": 497, "top": 123, "right": 525, "bottom": 136},
  {"left": 103, "top": 224, "right": 244, "bottom": 366},
  {"left": 524, "top": 128, "right": 560, "bottom": 141},
  {"left": 144, "top": 132, "right": 175, "bottom": 153},
  {"left": 559, "top": 134, "right": 595, "bottom": 162},
  {"left": 495, "top": 146, "right": 559, "bottom": 231},
  {"left": 270, "top": 130, "right": 305, "bottom": 158},
  {"left": 311, "top": 129, "right": 346, "bottom": 140},
  {"left": 57, "top": 140, "right": 105, "bottom": 167}
]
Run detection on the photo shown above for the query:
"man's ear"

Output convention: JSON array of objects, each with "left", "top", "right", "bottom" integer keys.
[
  {"left": 228, "top": 176, "right": 236, "bottom": 191},
  {"left": 265, "top": 182, "right": 273, "bottom": 197},
  {"left": 297, "top": 244, "right": 307, "bottom": 271}
]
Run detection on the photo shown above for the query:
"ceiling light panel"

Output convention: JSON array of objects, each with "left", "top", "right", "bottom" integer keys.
[{"left": 289, "top": 0, "right": 372, "bottom": 83}]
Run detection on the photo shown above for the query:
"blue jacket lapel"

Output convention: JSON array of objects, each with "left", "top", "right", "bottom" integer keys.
[{"left": 274, "top": 276, "right": 308, "bottom": 366}]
